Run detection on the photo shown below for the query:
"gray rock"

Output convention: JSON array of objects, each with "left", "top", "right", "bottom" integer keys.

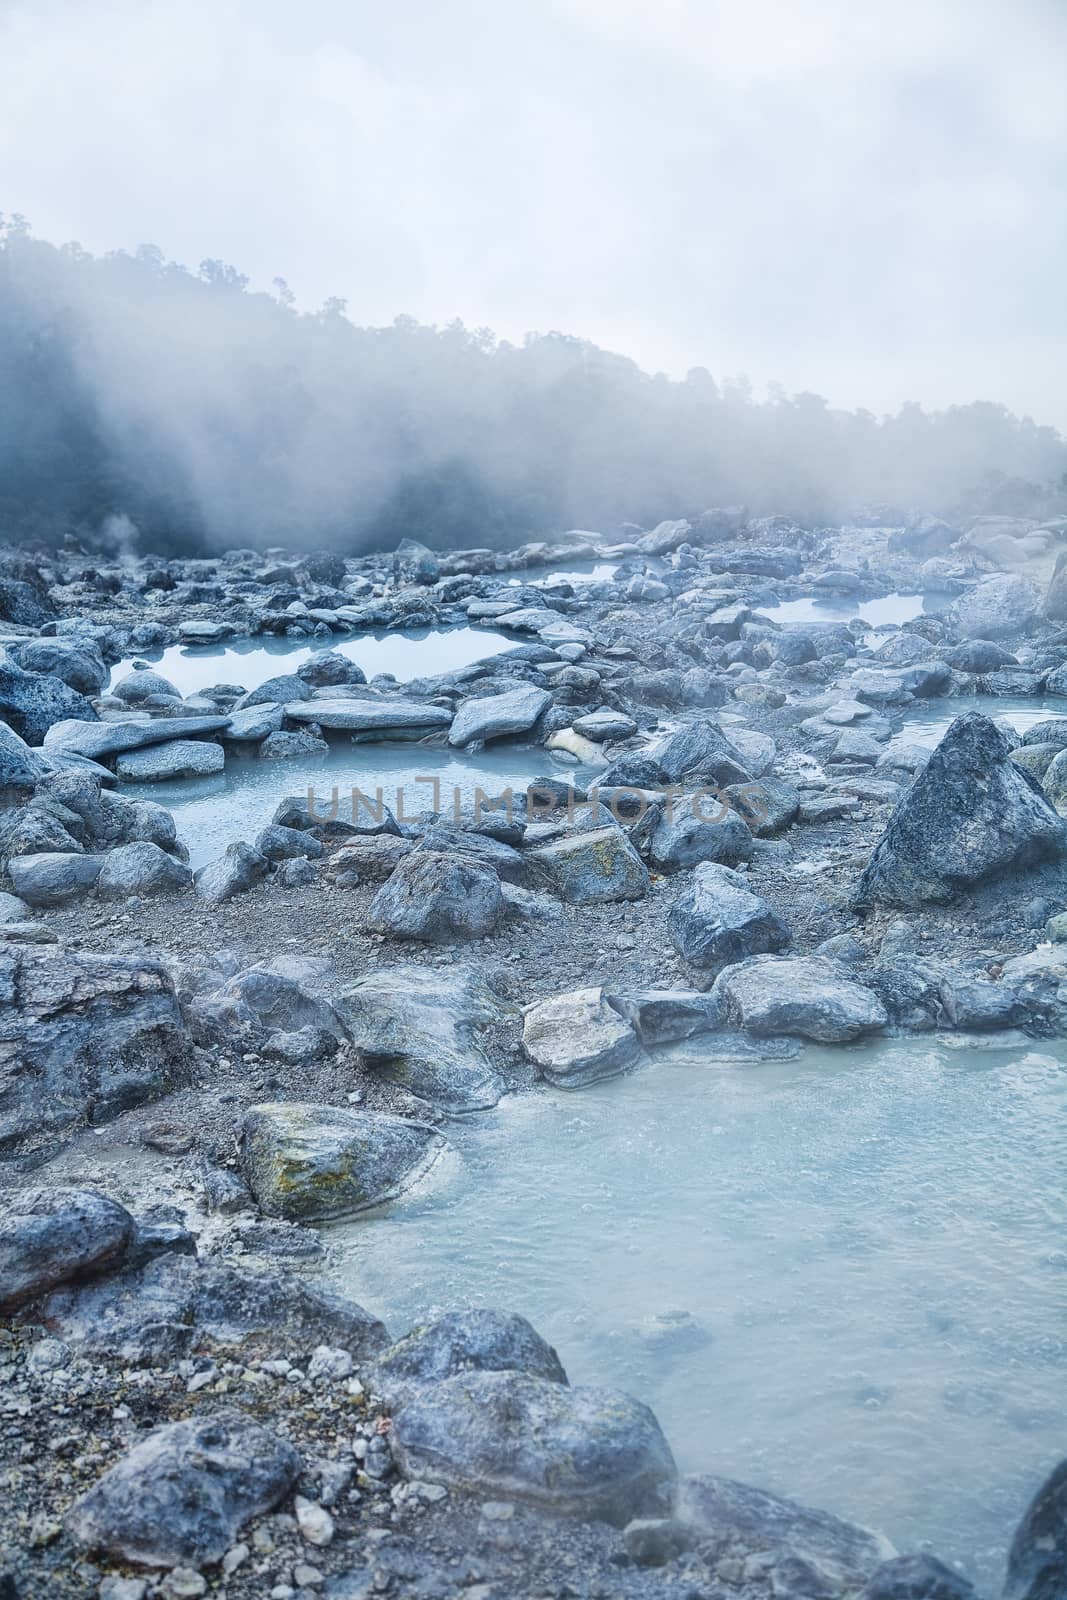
[
  {"left": 66, "top": 1410, "right": 301, "bottom": 1567},
  {"left": 648, "top": 720, "right": 751, "bottom": 786},
  {"left": 286, "top": 698, "right": 451, "bottom": 733},
  {"left": 0, "top": 1188, "right": 135, "bottom": 1314},
  {"left": 945, "top": 640, "right": 1018, "bottom": 673},
  {"left": 0, "top": 946, "right": 190, "bottom": 1148},
  {"left": 573, "top": 709, "right": 638, "bottom": 741},
  {"left": 669, "top": 862, "right": 790, "bottom": 978},
  {"left": 259, "top": 728, "right": 329, "bottom": 760},
  {"left": 391, "top": 1370, "right": 677, "bottom": 1525},
  {"left": 240, "top": 1101, "right": 446, "bottom": 1222},
  {"left": 371, "top": 1310, "right": 567, "bottom": 1408},
  {"left": 110, "top": 667, "right": 180, "bottom": 704},
  {"left": 394, "top": 537, "right": 440, "bottom": 585},
  {"left": 648, "top": 794, "right": 754, "bottom": 873},
  {"left": 862, "top": 1555, "right": 976, "bottom": 1600},
  {"left": 221, "top": 703, "right": 285, "bottom": 742},
  {"left": 523, "top": 987, "right": 647, "bottom": 1087},
  {"left": 948, "top": 574, "right": 1039, "bottom": 639},
  {"left": 886, "top": 514, "right": 958, "bottom": 559},
  {"left": 297, "top": 650, "right": 367, "bottom": 687},
  {"left": 7, "top": 851, "right": 104, "bottom": 906},
  {"left": 0, "top": 655, "right": 99, "bottom": 744},
  {"left": 416, "top": 824, "right": 529, "bottom": 884},
  {"left": 334, "top": 964, "right": 508, "bottom": 1112},
  {"left": 115, "top": 738, "right": 225, "bottom": 781},
  {"left": 712, "top": 955, "right": 887, "bottom": 1042},
  {"left": 855, "top": 714, "right": 1067, "bottom": 908},
  {"left": 448, "top": 685, "right": 552, "bottom": 748},
  {"left": 0, "top": 890, "right": 30, "bottom": 923},
  {"left": 1004, "top": 1457, "right": 1067, "bottom": 1600},
  {"left": 605, "top": 988, "right": 720, "bottom": 1047},
  {"left": 194, "top": 841, "right": 270, "bottom": 903},
  {"left": 0, "top": 722, "right": 51, "bottom": 801},
  {"left": 1044, "top": 550, "right": 1067, "bottom": 621},
  {"left": 678, "top": 1474, "right": 892, "bottom": 1589},
  {"left": 44, "top": 714, "right": 231, "bottom": 762},
  {"left": 275, "top": 855, "right": 316, "bottom": 887},
  {"left": 231, "top": 673, "right": 312, "bottom": 712},
  {"left": 14, "top": 637, "right": 108, "bottom": 695},
  {"left": 191, "top": 961, "right": 347, "bottom": 1059},
  {"left": 254, "top": 823, "right": 325, "bottom": 862},
  {"left": 529, "top": 826, "right": 649, "bottom": 904},
  {"left": 721, "top": 776, "right": 800, "bottom": 836},
  {"left": 368, "top": 851, "right": 504, "bottom": 940},
  {"left": 96, "top": 842, "right": 192, "bottom": 898}
]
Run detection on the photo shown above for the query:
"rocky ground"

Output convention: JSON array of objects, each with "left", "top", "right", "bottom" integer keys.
[{"left": 3, "top": 509, "right": 1067, "bottom": 1599}]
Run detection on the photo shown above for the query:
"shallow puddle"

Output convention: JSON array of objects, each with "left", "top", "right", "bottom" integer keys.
[{"left": 331, "top": 1036, "right": 1067, "bottom": 1587}]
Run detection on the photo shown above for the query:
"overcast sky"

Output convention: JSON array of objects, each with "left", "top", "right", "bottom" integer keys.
[{"left": 2, "top": 0, "right": 1064, "bottom": 428}]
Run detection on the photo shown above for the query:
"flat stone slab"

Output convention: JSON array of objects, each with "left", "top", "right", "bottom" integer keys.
[
  {"left": 43, "top": 715, "right": 232, "bottom": 761},
  {"left": 115, "top": 739, "right": 225, "bottom": 781},
  {"left": 286, "top": 699, "right": 452, "bottom": 732}
]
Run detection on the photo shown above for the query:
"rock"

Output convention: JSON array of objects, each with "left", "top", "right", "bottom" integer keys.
[
  {"left": 14, "top": 637, "right": 108, "bottom": 695},
  {"left": 334, "top": 965, "right": 508, "bottom": 1112},
  {"left": 648, "top": 720, "right": 751, "bottom": 786},
  {"left": 66, "top": 1410, "right": 301, "bottom": 1568},
  {"left": 394, "top": 538, "right": 440, "bottom": 585},
  {"left": 285, "top": 698, "right": 451, "bottom": 733},
  {"left": 1043, "top": 550, "right": 1067, "bottom": 621},
  {"left": 948, "top": 574, "right": 1039, "bottom": 639},
  {"left": 191, "top": 962, "right": 347, "bottom": 1059},
  {"left": 0, "top": 946, "right": 191, "bottom": 1148},
  {"left": 96, "top": 842, "right": 192, "bottom": 898},
  {"left": 110, "top": 667, "right": 180, "bottom": 703},
  {"left": 194, "top": 841, "right": 270, "bottom": 903},
  {"left": 623, "top": 1518, "right": 695, "bottom": 1567},
  {"left": 523, "top": 987, "right": 647, "bottom": 1087},
  {"left": 573, "top": 709, "right": 638, "bottom": 741},
  {"left": 369, "top": 850, "right": 504, "bottom": 941},
  {"left": 712, "top": 955, "right": 888, "bottom": 1042},
  {"left": 416, "top": 824, "right": 528, "bottom": 885},
  {"left": 391, "top": 1370, "right": 677, "bottom": 1526},
  {"left": 529, "top": 826, "right": 649, "bottom": 904},
  {"left": 605, "top": 988, "right": 720, "bottom": 1046},
  {"left": 862, "top": 1554, "right": 976, "bottom": 1600},
  {"left": 668, "top": 863, "right": 790, "bottom": 978},
  {"left": 945, "top": 640, "right": 1018, "bottom": 673},
  {"left": 721, "top": 776, "right": 800, "bottom": 836},
  {"left": 1004, "top": 1457, "right": 1067, "bottom": 1600},
  {"left": 6, "top": 851, "right": 103, "bottom": 906},
  {"left": 0, "top": 722, "right": 51, "bottom": 801},
  {"left": 44, "top": 715, "right": 231, "bottom": 762},
  {"left": 115, "top": 739, "right": 225, "bottom": 781},
  {"left": 254, "top": 824, "right": 325, "bottom": 863},
  {"left": 0, "top": 656, "right": 99, "bottom": 744},
  {"left": 259, "top": 728, "right": 329, "bottom": 759},
  {"left": 231, "top": 673, "right": 313, "bottom": 712},
  {"left": 220, "top": 704, "right": 284, "bottom": 742},
  {"left": 371, "top": 1311, "right": 568, "bottom": 1408},
  {"left": 449, "top": 685, "right": 552, "bottom": 748},
  {"left": 647, "top": 794, "right": 753, "bottom": 873},
  {"left": 178, "top": 620, "right": 234, "bottom": 643},
  {"left": 677, "top": 1474, "right": 893, "bottom": 1592},
  {"left": 239, "top": 1101, "right": 446, "bottom": 1222},
  {"left": 0, "top": 1188, "right": 135, "bottom": 1314},
  {"left": 35, "top": 1250, "right": 388, "bottom": 1364},
  {"left": 0, "top": 574, "right": 56, "bottom": 625},
  {"left": 887, "top": 513, "right": 958, "bottom": 559},
  {"left": 297, "top": 651, "right": 367, "bottom": 688},
  {"left": 855, "top": 714, "right": 1067, "bottom": 907}
]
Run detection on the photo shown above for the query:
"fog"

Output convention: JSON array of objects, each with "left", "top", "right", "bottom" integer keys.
[{"left": 1, "top": 0, "right": 1065, "bottom": 553}]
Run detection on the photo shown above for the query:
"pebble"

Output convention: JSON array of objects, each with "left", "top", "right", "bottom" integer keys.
[{"left": 294, "top": 1495, "right": 335, "bottom": 1546}]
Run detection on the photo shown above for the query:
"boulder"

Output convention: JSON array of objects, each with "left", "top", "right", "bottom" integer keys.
[
  {"left": 221, "top": 704, "right": 285, "bottom": 742},
  {"left": 285, "top": 698, "right": 451, "bottom": 733},
  {"left": 0, "top": 656, "right": 99, "bottom": 744},
  {"left": 604, "top": 989, "right": 720, "bottom": 1047},
  {"left": 44, "top": 714, "right": 231, "bottom": 762},
  {"left": 259, "top": 728, "right": 329, "bottom": 760},
  {"left": 529, "top": 826, "right": 649, "bottom": 904},
  {"left": 712, "top": 955, "right": 887, "bottom": 1042},
  {"left": 297, "top": 651, "right": 367, "bottom": 687},
  {"left": 194, "top": 841, "right": 271, "bottom": 903},
  {"left": 0, "top": 1188, "right": 135, "bottom": 1314},
  {"left": 14, "top": 637, "right": 108, "bottom": 695},
  {"left": 862, "top": 1555, "right": 976, "bottom": 1600},
  {"left": 948, "top": 574, "right": 1039, "bottom": 639},
  {"left": 854, "top": 714, "right": 1067, "bottom": 907},
  {"left": 391, "top": 1370, "right": 677, "bottom": 1526},
  {"left": 647, "top": 794, "right": 754, "bottom": 873},
  {"left": 115, "top": 738, "right": 225, "bottom": 781},
  {"left": 254, "top": 823, "right": 325, "bottom": 862},
  {"left": 66, "top": 1411, "right": 301, "bottom": 1568},
  {"left": 449, "top": 685, "right": 552, "bottom": 748},
  {"left": 0, "top": 722, "right": 51, "bottom": 802},
  {"left": 669, "top": 863, "right": 790, "bottom": 978},
  {"left": 523, "top": 986, "right": 647, "bottom": 1087},
  {"left": 231, "top": 673, "right": 312, "bottom": 713},
  {"left": 191, "top": 962, "right": 347, "bottom": 1060},
  {"left": 371, "top": 1310, "right": 568, "bottom": 1408},
  {"left": 240, "top": 1101, "right": 446, "bottom": 1222},
  {"left": 7, "top": 851, "right": 104, "bottom": 907},
  {"left": 1043, "top": 550, "right": 1067, "bottom": 621},
  {"left": 945, "top": 640, "right": 1018, "bottom": 673},
  {"left": 721, "top": 777, "right": 800, "bottom": 836},
  {"left": 677, "top": 1474, "right": 893, "bottom": 1593},
  {"left": 110, "top": 667, "right": 180, "bottom": 704},
  {"left": 334, "top": 964, "right": 508, "bottom": 1112},
  {"left": 368, "top": 851, "right": 504, "bottom": 940},
  {"left": 886, "top": 514, "right": 958, "bottom": 559},
  {"left": 648, "top": 721, "right": 751, "bottom": 786},
  {"left": 96, "top": 842, "right": 192, "bottom": 898},
  {"left": 1004, "top": 1457, "right": 1067, "bottom": 1600},
  {"left": 0, "top": 946, "right": 190, "bottom": 1148},
  {"left": 393, "top": 537, "right": 440, "bottom": 585}
]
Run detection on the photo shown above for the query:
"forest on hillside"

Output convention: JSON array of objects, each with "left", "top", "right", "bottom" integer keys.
[{"left": 2, "top": 215, "right": 1065, "bottom": 556}]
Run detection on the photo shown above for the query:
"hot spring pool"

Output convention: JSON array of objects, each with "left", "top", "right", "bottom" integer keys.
[
  {"left": 897, "top": 696, "right": 1067, "bottom": 749},
  {"left": 765, "top": 593, "right": 936, "bottom": 628},
  {"left": 330, "top": 1035, "right": 1067, "bottom": 1588}
]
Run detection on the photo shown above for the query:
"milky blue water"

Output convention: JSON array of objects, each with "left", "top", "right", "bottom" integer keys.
[
  {"left": 897, "top": 696, "right": 1067, "bottom": 749},
  {"left": 765, "top": 593, "right": 934, "bottom": 628},
  {"left": 333, "top": 1036, "right": 1067, "bottom": 1588}
]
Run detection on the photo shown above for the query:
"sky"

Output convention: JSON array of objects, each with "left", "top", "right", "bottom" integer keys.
[{"left": 2, "top": 0, "right": 1065, "bottom": 428}]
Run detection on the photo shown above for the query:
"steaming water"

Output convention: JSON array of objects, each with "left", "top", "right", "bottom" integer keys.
[
  {"left": 766, "top": 592, "right": 934, "bottom": 627},
  {"left": 108, "top": 626, "right": 515, "bottom": 700},
  {"left": 897, "top": 695, "right": 1067, "bottom": 749},
  {"left": 507, "top": 560, "right": 620, "bottom": 586},
  {"left": 332, "top": 1036, "right": 1067, "bottom": 1588},
  {"left": 128, "top": 744, "right": 597, "bottom": 870}
]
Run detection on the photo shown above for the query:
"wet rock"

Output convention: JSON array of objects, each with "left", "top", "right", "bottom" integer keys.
[
  {"left": 0, "top": 1188, "right": 135, "bottom": 1314},
  {"left": 605, "top": 988, "right": 720, "bottom": 1047},
  {"left": 240, "top": 1101, "right": 446, "bottom": 1222},
  {"left": 296, "top": 651, "right": 367, "bottom": 687},
  {"left": 371, "top": 1310, "right": 568, "bottom": 1408},
  {"left": 0, "top": 656, "right": 99, "bottom": 744},
  {"left": 110, "top": 667, "right": 180, "bottom": 704},
  {"left": 669, "top": 862, "right": 790, "bottom": 979},
  {"left": 855, "top": 714, "right": 1067, "bottom": 908},
  {"left": 945, "top": 640, "right": 1018, "bottom": 672},
  {"left": 286, "top": 698, "right": 452, "bottom": 734},
  {"left": 96, "top": 842, "right": 192, "bottom": 898},
  {"left": 449, "top": 684, "right": 552, "bottom": 748},
  {"left": 231, "top": 673, "right": 312, "bottom": 713},
  {"left": 529, "top": 826, "right": 649, "bottom": 904},
  {"left": 522, "top": 986, "right": 647, "bottom": 1087},
  {"left": 220, "top": 704, "right": 284, "bottom": 742},
  {"left": 648, "top": 794, "right": 754, "bottom": 873},
  {"left": 14, "top": 637, "right": 108, "bottom": 695},
  {"left": 712, "top": 955, "right": 887, "bottom": 1042},
  {"left": 391, "top": 1370, "right": 677, "bottom": 1526},
  {"left": 43, "top": 714, "right": 231, "bottom": 762},
  {"left": 66, "top": 1410, "right": 301, "bottom": 1568},
  {"left": 259, "top": 728, "right": 329, "bottom": 760},
  {"left": 0, "top": 946, "right": 191, "bottom": 1147},
  {"left": 369, "top": 850, "right": 504, "bottom": 940},
  {"left": 334, "top": 964, "right": 508, "bottom": 1111},
  {"left": 6, "top": 850, "right": 103, "bottom": 906},
  {"left": 114, "top": 738, "right": 225, "bottom": 781},
  {"left": 1004, "top": 1456, "right": 1067, "bottom": 1600},
  {"left": 948, "top": 574, "right": 1039, "bottom": 639},
  {"left": 677, "top": 1474, "right": 894, "bottom": 1593},
  {"left": 862, "top": 1554, "right": 976, "bottom": 1600},
  {"left": 194, "top": 841, "right": 271, "bottom": 903}
]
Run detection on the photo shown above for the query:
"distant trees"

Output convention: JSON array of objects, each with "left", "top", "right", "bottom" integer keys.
[{"left": 1, "top": 217, "right": 1065, "bottom": 557}]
